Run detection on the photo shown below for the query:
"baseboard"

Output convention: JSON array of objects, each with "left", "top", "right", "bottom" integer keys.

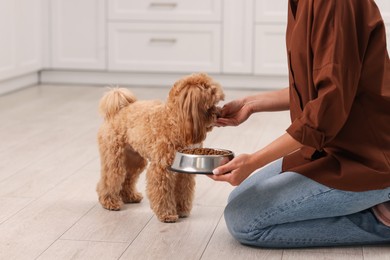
[
  {"left": 0, "top": 72, "right": 40, "bottom": 96},
  {"left": 39, "top": 70, "right": 289, "bottom": 90}
]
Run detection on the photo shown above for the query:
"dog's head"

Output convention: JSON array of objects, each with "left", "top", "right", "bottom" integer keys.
[{"left": 167, "top": 73, "right": 224, "bottom": 144}]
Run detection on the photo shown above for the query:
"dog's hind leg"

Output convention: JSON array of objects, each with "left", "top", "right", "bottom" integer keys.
[
  {"left": 175, "top": 173, "right": 196, "bottom": 218},
  {"left": 146, "top": 163, "right": 178, "bottom": 223},
  {"left": 120, "top": 147, "right": 147, "bottom": 203},
  {"left": 96, "top": 134, "right": 127, "bottom": 211}
]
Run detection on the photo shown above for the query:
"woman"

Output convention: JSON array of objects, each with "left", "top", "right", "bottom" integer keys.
[{"left": 209, "top": 0, "right": 390, "bottom": 248}]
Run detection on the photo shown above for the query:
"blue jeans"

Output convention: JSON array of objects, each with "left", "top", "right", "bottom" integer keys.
[{"left": 224, "top": 159, "right": 390, "bottom": 248}]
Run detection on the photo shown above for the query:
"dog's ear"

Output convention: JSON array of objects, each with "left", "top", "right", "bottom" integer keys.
[
  {"left": 169, "top": 73, "right": 224, "bottom": 144},
  {"left": 179, "top": 86, "right": 208, "bottom": 144}
]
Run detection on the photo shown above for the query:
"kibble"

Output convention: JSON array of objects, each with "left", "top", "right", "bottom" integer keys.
[{"left": 180, "top": 148, "right": 230, "bottom": 156}]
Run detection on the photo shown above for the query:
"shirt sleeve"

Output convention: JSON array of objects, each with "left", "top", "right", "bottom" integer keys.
[{"left": 287, "top": 0, "right": 363, "bottom": 151}]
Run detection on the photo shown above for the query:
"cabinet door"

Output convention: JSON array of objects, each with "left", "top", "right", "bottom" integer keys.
[
  {"left": 375, "top": 0, "right": 390, "bottom": 23},
  {"left": 222, "top": 0, "right": 253, "bottom": 74},
  {"left": 0, "top": 0, "right": 42, "bottom": 81},
  {"left": 254, "top": 0, "right": 288, "bottom": 76},
  {"left": 375, "top": 0, "right": 390, "bottom": 51},
  {"left": 108, "top": 0, "right": 221, "bottom": 22},
  {"left": 255, "top": 0, "right": 288, "bottom": 24},
  {"left": 254, "top": 25, "right": 288, "bottom": 76},
  {"left": 387, "top": 27, "right": 390, "bottom": 53},
  {"left": 108, "top": 23, "right": 221, "bottom": 73},
  {"left": 51, "top": 0, "right": 106, "bottom": 70}
]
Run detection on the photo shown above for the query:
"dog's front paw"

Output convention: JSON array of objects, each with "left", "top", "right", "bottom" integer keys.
[
  {"left": 121, "top": 191, "right": 143, "bottom": 203},
  {"left": 158, "top": 214, "right": 179, "bottom": 223},
  {"left": 178, "top": 211, "right": 190, "bottom": 218},
  {"left": 176, "top": 203, "right": 192, "bottom": 218},
  {"left": 99, "top": 195, "right": 123, "bottom": 211}
]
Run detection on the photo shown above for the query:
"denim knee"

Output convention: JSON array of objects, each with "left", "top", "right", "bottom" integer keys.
[
  {"left": 224, "top": 203, "right": 246, "bottom": 243},
  {"left": 224, "top": 200, "right": 259, "bottom": 245},
  {"left": 224, "top": 204, "right": 273, "bottom": 247}
]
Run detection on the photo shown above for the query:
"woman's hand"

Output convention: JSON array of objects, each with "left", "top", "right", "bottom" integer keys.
[
  {"left": 207, "top": 154, "right": 258, "bottom": 186},
  {"left": 216, "top": 88, "right": 290, "bottom": 127},
  {"left": 216, "top": 99, "right": 252, "bottom": 127},
  {"left": 207, "top": 133, "right": 303, "bottom": 186}
]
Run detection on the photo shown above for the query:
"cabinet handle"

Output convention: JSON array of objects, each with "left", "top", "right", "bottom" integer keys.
[
  {"left": 150, "top": 38, "right": 177, "bottom": 44},
  {"left": 149, "top": 2, "right": 178, "bottom": 8}
]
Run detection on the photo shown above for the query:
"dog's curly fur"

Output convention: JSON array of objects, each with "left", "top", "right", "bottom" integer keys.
[{"left": 96, "top": 73, "right": 224, "bottom": 222}]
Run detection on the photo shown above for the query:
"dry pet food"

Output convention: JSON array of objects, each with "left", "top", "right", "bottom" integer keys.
[{"left": 180, "top": 148, "right": 230, "bottom": 156}]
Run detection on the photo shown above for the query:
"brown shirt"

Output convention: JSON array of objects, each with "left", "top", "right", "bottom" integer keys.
[{"left": 282, "top": 0, "right": 390, "bottom": 191}]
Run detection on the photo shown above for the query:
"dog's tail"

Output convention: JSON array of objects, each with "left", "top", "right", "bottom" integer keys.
[{"left": 99, "top": 87, "right": 136, "bottom": 120}]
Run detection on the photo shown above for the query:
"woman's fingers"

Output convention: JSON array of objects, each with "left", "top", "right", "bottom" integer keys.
[
  {"left": 206, "top": 154, "right": 255, "bottom": 186},
  {"left": 216, "top": 116, "right": 243, "bottom": 126},
  {"left": 207, "top": 172, "right": 233, "bottom": 182},
  {"left": 212, "top": 159, "right": 235, "bottom": 175}
]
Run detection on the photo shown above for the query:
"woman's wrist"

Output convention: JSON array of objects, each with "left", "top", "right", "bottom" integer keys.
[
  {"left": 253, "top": 133, "right": 302, "bottom": 167},
  {"left": 248, "top": 150, "right": 268, "bottom": 171},
  {"left": 242, "top": 96, "right": 265, "bottom": 113},
  {"left": 242, "top": 88, "right": 290, "bottom": 113}
]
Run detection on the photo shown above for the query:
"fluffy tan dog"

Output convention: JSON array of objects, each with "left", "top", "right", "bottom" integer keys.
[{"left": 96, "top": 73, "right": 224, "bottom": 222}]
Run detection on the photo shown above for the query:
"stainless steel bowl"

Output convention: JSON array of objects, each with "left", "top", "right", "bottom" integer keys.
[{"left": 169, "top": 148, "right": 234, "bottom": 174}]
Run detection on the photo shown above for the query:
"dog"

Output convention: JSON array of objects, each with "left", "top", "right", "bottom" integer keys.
[{"left": 96, "top": 73, "right": 224, "bottom": 222}]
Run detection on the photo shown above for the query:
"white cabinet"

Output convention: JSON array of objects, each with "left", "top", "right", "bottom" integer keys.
[
  {"left": 109, "top": 0, "right": 256, "bottom": 75},
  {"left": 109, "top": 23, "right": 221, "bottom": 73},
  {"left": 375, "top": 0, "right": 390, "bottom": 51},
  {"left": 222, "top": 0, "right": 254, "bottom": 74},
  {"left": 0, "top": 0, "right": 42, "bottom": 81},
  {"left": 254, "top": 0, "right": 288, "bottom": 76},
  {"left": 376, "top": 0, "right": 390, "bottom": 23},
  {"left": 107, "top": 0, "right": 222, "bottom": 73},
  {"left": 387, "top": 27, "right": 390, "bottom": 53},
  {"left": 254, "top": 25, "right": 288, "bottom": 76},
  {"left": 255, "top": 0, "right": 287, "bottom": 24},
  {"left": 108, "top": 0, "right": 221, "bottom": 22},
  {"left": 50, "top": 0, "right": 106, "bottom": 70}
]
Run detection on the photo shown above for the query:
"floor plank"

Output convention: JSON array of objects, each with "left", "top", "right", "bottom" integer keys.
[
  {"left": 37, "top": 240, "right": 128, "bottom": 260},
  {"left": 119, "top": 206, "right": 224, "bottom": 260},
  {"left": 0, "top": 169, "right": 98, "bottom": 259},
  {"left": 0, "top": 130, "right": 98, "bottom": 197},
  {"left": 362, "top": 246, "right": 390, "bottom": 260},
  {"left": 61, "top": 203, "right": 153, "bottom": 243},
  {"left": 0, "top": 197, "right": 34, "bottom": 224},
  {"left": 282, "top": 247, "right": 363, "bottom": 260},
  {"left": 201, "top": 215, "right": 283, "bottom": 260}
]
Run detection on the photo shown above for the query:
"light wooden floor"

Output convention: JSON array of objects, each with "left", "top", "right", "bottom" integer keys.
[{"left": 0, "top": 84, "right": 389, "bottom": 260}]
